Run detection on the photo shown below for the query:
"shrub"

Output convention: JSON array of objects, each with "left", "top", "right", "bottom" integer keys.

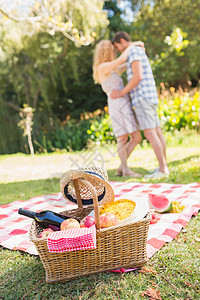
[
  {"left": 158, "top": 90, "right": 200, "bottom": 132},
  {"left": 1, "top": 88, "right": 199, "bottom": 154},
  {"left": 84, "top": 89, "right": 200, "bottom": 148},
  {"left": 33, "top": 108, "right": 116, "bottom": 153},
  {"left": 33, "top": 118, "right": 91, "bottom": 153},
  {"left": 86, "top": 112, "right": 116, "bottom": 145}
]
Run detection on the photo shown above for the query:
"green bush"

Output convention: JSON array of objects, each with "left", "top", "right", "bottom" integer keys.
[
  {"left": 86, "top": 113, "right": 116, "bottom": 145},
  {"left": 34, "top": 118, "right": 91, "bottom": 152},
  {"left": 85, "top": 90, "right": 200, "bottom": 147},
  {"left": 158, "top": 91, "right": 200, "bottom": 132},
  {"left": 1, "top": 90, "right": 199, "bottom": 155},
  {"left": 33, "top": 90, "right": 200, "bottom": 153}
]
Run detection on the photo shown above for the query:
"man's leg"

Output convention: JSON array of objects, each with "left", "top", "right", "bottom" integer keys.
[
  {"left": 133, "top": 98, "right": 169, "bottom": 175},
  {"left": 143, "top": 128, "right": 169, "bottom": 174},
  {"left": 156, "top": 127, "right": 167, "bottom": 161}
]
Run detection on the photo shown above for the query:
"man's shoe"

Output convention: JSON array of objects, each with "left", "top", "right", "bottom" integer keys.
[
  {"left": 149, "top": 167, "right": 159, "bottom": 174},
  {"left": 144, "top": 170, "right": 169, "bottom": 179}
]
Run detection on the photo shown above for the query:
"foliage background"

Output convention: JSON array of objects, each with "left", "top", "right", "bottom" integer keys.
[{"left": 0, "top": 0, "right": 199, "bottom": 154}]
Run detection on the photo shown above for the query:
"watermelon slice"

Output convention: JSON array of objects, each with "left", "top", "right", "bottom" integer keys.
[{"left": 148, "top": 193, "right": 172, "bottom": 213}]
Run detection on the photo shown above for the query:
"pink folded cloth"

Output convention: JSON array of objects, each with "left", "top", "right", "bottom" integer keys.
[{"left": 47, "top": 225, "right": 96, "bottom": 253}]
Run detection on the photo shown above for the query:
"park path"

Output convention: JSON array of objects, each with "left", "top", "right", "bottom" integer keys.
[
  {"left": 0, "top": 147, "right": 122, "bottom": 183},
  {"left": 1, "top": 144, "right": 199, "bottom": 184}
]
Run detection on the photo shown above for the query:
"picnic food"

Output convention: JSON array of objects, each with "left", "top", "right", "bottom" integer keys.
[
  {"left": 150, "top": 213, "right": 160, "bottom": 224},
  {"left": 148, "top": 193, "right": 172, "bottom": 213},
  {"left": 99, "top": 213, "right": 118, "bottom": 228},
  {"left": 100, "top": 199, "right": 136, "bottom": 222},
  {"left": 60, "top": 218, "right": 80, "bottom": 230},
  {"left": 80, "top": 216, "right": 95, "bottom": 228},
  {"left": 18, "top": 208, "right": 70, "bottom": 228},
  {"left": 171, "top": 201, "right": 185, "bottom": 213},
  {"left": 38, "top": 228, "right": 54, "bottom": 238}
]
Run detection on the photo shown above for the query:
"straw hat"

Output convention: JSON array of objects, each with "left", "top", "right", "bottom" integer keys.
[{"left": 60, "top": 166, "right": 114, "bottom": 206}]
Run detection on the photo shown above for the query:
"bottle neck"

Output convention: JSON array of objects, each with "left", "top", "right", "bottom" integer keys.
[{"left": 18, "top": 208, "right": 36, "bottom": 219}]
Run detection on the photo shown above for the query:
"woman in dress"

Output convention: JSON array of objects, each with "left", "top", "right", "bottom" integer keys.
[{"left": 93, "top": 40, "right": 142, "bottom": 177}]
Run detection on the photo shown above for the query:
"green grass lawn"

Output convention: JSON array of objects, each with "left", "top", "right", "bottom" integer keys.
[{"left": 0, "top": 130, "right": 200, "bottom": 299}]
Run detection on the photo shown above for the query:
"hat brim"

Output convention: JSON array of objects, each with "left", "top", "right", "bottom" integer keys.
[{"left": 60, "top": 170, "right": 114, "bottom": 206}]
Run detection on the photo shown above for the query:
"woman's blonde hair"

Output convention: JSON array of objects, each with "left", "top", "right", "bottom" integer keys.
[{"left": 93, "top": 40, "right": 115, "bottom": 84}]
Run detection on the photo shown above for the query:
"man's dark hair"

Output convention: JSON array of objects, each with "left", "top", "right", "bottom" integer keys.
[{"left": 111, "top": 31, "right": 131, "bottom": 44}]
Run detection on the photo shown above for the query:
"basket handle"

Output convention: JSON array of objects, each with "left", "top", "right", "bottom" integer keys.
[
  {"left": 72, "top": 179, "right": 100, "bottom": 230},
  {"left": 73, "top": 179, "right": 83, "bottom": 208}
]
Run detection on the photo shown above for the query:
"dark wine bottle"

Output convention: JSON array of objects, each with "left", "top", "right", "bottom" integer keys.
[{"left": 18, "top": 208, "right": 73, "bottom": 228}]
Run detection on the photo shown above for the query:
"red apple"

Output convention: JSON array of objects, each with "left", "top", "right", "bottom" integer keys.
[
  {"left": 150, "top": 218, "right": 160, "bottom": 224},
  {"left": 38, "top": 228, "right": 54, "bottom": 238},
  {"left": 150, "top": 212, "right": 160, "bottom": 224},
  {"left": 100, "top": 213, "right": 118, "bottom": 229},
  {"left": 60, "top": 218, "right": 80, "bottom": 230},
  {"left": 80, "top": 216, "right": 95, "bottom": 228},
  {"left": 151, "top": 213, "right": 156, "bottom": 220}
]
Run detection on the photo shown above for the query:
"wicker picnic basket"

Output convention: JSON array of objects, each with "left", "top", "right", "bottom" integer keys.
[{"left": 29, "top": 167, "right": 150, "bottom": 283}]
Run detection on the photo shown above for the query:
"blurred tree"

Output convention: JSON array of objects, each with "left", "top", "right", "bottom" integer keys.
[
  {"left": 0, "top": 0, "right": 108, "bottom": 154},
  {"left": 0, "top": 0, "right": 108, "bottom": 46},
  {"left": 0, "top": 0, "right": 199, "bottom": 154},
  {"left": 128, "top": 0, "right": 200, "bottom": 87},
  {"left": 104, "top": 0, "right": 130, "bottom": 36}
]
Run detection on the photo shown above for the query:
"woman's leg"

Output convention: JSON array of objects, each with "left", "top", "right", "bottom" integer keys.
[
  {"left": 116, "top": 134, "right": 128, "bottom": 175},
  {"left": 126, "top": 131, "right": 142, "bottom": 158},
  {"left": 116, "top": 133, "right": 141, "bottom": 177}
]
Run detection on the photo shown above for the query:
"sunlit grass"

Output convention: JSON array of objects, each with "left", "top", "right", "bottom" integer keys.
[{"left": 0, "top": 130, "right": 200, "bottom": 299}]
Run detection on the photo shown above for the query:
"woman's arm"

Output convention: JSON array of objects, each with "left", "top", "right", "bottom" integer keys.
[
  {"left": 115, "top": 62, "right": 127, "bottom": 75},
  {"left": 98, "top": 47, "right": 129, "bottom": 76},
  {"left": 132, "top": 41, "right": 145, "bottom": 51},
  {"left": 115, "top": 43, "right": 144, "bottom": 75},
  {"left": 97, "top": 42, "right": 144, "bottom": 80}
]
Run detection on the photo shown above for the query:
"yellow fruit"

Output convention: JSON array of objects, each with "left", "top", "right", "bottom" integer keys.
[
  {"left": 171, "top": 201, "right": 185, "bottom": 213},
  {"left": 100, "top": 199, "right": 136, "bottom": 222}
]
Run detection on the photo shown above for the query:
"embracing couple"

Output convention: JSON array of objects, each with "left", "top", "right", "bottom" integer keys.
[{"left": 93, "top": 31, "right": 169, "bottom": 179}]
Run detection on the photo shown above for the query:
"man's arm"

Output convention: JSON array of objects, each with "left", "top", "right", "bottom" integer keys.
[{"left": 110, "top": 60, "right": 142, "bottom": 99}]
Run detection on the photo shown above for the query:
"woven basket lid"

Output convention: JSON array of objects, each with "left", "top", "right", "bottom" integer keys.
[{"left": 60, "top": 166, "right": 114, "bottom": 206}]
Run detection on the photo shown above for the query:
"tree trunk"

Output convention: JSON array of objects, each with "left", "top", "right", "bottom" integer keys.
[{"left": 26, "top": 115, "right": 34, "bottom": 156}]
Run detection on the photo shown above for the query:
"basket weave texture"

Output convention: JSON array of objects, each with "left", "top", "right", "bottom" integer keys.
[{"left": 29, "top": 168, "right": 150, "bottom": 283}]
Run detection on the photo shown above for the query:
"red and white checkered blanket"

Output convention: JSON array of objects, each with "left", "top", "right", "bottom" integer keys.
[{"left": 0, "top": 182, "right": 200, "bottom": 264}]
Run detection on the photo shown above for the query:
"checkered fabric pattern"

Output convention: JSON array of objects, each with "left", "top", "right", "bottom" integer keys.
[
  {"left": 0, "top": 193, "right": 76, "bottom": 255},
  {"left": 47, "top": 225, "right": 96, "bottom": 253},
  {"left": 0, "top": 182, "right": 200, "bottom": 273},
  {"left": 127, "top": 46, "right": 159, "bottom": 106}
]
